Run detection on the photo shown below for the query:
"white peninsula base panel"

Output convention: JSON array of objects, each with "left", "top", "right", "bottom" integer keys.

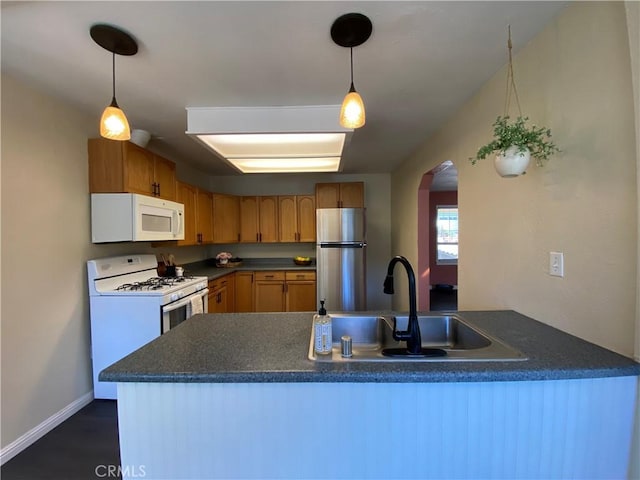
[{"left": 116, "top": 377, "right": 638, "bottom": 479}]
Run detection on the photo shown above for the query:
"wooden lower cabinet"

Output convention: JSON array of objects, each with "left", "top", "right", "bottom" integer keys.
[
  {"left": 219, "top": 270, "right": 316, "bottom": 313},
  {"left": 254, "top": 271, "right": 285, "bottom": 312},
  {"left": 234, "top": 271, "right": 255, "bottom": 312},
  {"left": 253, "top": 270, "right": 316, "bottom": 313},
  {"left": 208, "top": 274, "right": 234, "bottom": 314},
  {"left": 285, "top": 271, "right": 317, "bottom": 312}
]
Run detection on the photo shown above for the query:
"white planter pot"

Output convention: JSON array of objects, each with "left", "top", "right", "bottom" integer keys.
[{"left": 494, "top": 146, "right": 531, "bottom": 177}]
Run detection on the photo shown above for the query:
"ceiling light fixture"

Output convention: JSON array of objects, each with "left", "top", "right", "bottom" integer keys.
[
  {"left": 90, "top": 24, "right": 138, "bottom": 141},
  {"left": 331, "top": 13, "right": 372, "bottom": 129},
  {"left": 186, "top": 106, "right": 353, "bottom": 174}
]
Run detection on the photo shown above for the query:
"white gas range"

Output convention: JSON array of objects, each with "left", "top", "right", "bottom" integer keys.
[{"left": 87, "top": 254, "right": 209, "bottom": 399}]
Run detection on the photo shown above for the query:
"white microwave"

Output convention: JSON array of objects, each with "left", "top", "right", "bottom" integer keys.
[{"left": 91, "top": 193, "right": 185, "bottom": 243}]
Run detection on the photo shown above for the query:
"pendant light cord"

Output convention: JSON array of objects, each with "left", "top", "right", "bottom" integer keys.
[
  {"left": 349, "top": 47, "right": 356, "bottom": 92},
  {"left": 111, "top": 51, "right": 117, "bottom": 103},
  {"left": 503, "top": 25, "right": 522, "bottom": 118}
]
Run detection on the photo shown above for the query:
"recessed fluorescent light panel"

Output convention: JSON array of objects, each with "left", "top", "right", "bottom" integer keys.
[{"left": 186, "top": 106, "right": 352, "bottom": 173}]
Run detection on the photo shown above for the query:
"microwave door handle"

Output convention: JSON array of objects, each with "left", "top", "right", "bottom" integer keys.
[{"left": 173, "top": 210, "right": 182, "bottom": 238}]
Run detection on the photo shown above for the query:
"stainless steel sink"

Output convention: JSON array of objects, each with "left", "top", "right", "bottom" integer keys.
[{"left": 308, "top": 313, "right": 526, "bottom": 362}]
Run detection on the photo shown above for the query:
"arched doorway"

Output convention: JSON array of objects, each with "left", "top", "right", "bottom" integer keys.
[{"left": 417, "top": 161, "right": 458, "bottom": 311}]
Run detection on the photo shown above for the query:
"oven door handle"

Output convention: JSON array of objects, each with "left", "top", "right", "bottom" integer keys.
[{"left": 163, "top": 289, "right": 209, "bottom": 313}]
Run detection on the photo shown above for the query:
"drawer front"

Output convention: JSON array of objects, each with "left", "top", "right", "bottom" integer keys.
[
  {"left": 255, "top": 271, "right": 285, "bottom": 281},
  {"left": 285, "top": 271, "right": 316, "bottom": 281},
  {"left": 209, "top": 274, "right": 232, "bottom": 291}
]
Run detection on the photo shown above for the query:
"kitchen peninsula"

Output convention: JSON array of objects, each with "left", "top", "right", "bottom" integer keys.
[{"left": 102, "top": 311, "right": 640, "bottom": 480}]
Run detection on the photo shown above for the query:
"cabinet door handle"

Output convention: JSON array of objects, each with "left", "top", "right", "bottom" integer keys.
[
  {"left": 256, "top": 233, "right": 259, "bottom": 242},
  {"left": 265, "top": 275, "right": 274, "bottom": 279},
  {"left": 259, "top": 233, "right": 262, "bottom": 242},
  {"left": 157, "top": 183, "right": 161, "bottom": 197}
]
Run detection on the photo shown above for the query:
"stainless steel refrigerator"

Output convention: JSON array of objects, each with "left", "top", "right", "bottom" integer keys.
[{"left": 316, "top": 208, "right": 366, "bottom": 311}]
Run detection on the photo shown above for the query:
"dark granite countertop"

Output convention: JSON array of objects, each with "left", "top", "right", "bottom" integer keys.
[
  {"left": 184, "top": 258, "right": 315, "bottom": 281},
  {"left": 100, "top": 310, "right": 640, "bottom": 384}
]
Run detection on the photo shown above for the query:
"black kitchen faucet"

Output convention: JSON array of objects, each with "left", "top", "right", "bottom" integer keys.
[{"left": 383, "top": 255, "right": 446, "bottom": 357}]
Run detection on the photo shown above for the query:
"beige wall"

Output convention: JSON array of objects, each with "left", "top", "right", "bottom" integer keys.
[
  {"left": 0, "top": 76, "right": 392, "bottom": 449},
  {"left": 0, "top": 74, "right": 208, "bottom": 450},
  {"left": 391, "top": 2, "right": 638, "bottom": 357},
  {"left": 206, "top": 173, "right": 392, "bottom": 310}
]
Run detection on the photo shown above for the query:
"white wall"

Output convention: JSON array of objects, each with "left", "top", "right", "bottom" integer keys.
[
  {"left": 206, "top": 173, "right": 392, "bottom": 310},
  {"left": 391, "top": 3, "right": 638, "bottom": 358},
  {"left": 0, "top": 74, "right": 208, "bottom": 451}
]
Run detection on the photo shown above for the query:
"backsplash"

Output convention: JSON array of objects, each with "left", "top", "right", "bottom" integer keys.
[{"left": 207, "top": 243, "right": 316, "bottom": 260}]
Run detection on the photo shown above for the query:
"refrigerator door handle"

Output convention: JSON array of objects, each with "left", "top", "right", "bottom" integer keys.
[{"left": 319, "top": 242, "right": 366, "bottom": 248}]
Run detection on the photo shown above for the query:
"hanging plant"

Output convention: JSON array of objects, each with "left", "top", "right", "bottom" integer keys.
[
  {"left": 469, "top": 26, "right": 560, "bottom": 177},
  {"left": 471, "top": 115, "right": 559, "bottom": 166}
]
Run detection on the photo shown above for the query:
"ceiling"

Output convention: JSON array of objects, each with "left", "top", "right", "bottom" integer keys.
[{"left": 1, "top": 1, "right": 567, "bottom": 177}]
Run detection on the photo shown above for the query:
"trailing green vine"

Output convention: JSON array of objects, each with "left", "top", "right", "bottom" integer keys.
[{"left": 470, "top": 116, "right": 559, "bottom": 167}]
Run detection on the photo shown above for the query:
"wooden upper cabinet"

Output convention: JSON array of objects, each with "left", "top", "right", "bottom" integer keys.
[
  {"left": 213, "top": 194, "right": 240, "bottom": 244},
  {"left": 278, "top": 195, "right": 316, "bottom": 242},
  {"left": 240, "top": 196, "right": 278, "bottom": 243},
  {"left": 339, "top": 182, "right": 364, "bottom": 208},
  {"left": 315, "top": 183, "right": 340, "bottom": 209},
  {"left": 176, "top": 181, "right": 198, "bottom": 246},
  {"left": 153, "top": 154, "right": 177, "bottom": 201},
  {"left": 178, "top": 183, "right": 214, "bottom": 245},
  {"left": 258, "top": 196, "right": 278, "bottom": 243},
  {"left": 297, "top": 195, "right": 316, "bottom": 242},
  {"left": 315, "top": 182, "right": 364, "bottom": 208},
  {"left": 122, "top": 144, "right": 155, "bottom": 196},
  {"left": 239, "top": 196, "right": 259, "bottom": 242},
  {"left": 196, "top": 189, "right": 214, "bottom": 244},
  {"left": 88, "top": 138, "right": 177, "bottom": 201},
  {"left": 278, "top": 196, "right": 297, "bottom": 242}
]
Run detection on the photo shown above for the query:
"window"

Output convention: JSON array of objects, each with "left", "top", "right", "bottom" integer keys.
[{"left": 436, "top": 206, "right": 458, "bottom": 265}]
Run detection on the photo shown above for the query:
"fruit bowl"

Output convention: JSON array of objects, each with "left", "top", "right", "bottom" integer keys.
[{"left": 293, "top": 257, "right": 312, "bottom": 266}]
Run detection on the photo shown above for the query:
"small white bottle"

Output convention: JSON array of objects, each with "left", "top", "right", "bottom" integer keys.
[{"left": 314, "top": 300, "right": 332, "bottom": 355}]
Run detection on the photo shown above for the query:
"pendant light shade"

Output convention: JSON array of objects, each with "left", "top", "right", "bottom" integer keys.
[
  {"left": 90, "top": 24, "right": 138, "bottom": 141},
  {"left": 100, "top": 98, "right": 131, "bottom": 140},
  {"left": 331, "top": 13, "right": 372, "bottom": 130},
  {"left": 339, "top": 83, "right": 365, "bottom": 129}
]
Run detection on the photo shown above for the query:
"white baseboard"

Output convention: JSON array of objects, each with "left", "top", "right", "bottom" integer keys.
[{"left": 1, "top": 391, "right": 94, "bottom": 465}]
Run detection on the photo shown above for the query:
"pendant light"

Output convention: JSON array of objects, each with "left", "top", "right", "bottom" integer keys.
[
  {"left": 331, "top": 13, "right": 372, "bottom": 129},
  {"left": 90, "top": 24, "right": 138, "bottom": 141}
]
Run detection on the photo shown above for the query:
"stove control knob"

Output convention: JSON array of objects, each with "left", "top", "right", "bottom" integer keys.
[{"left": 170, "top": 293, "right": 179, "bottom": 302}]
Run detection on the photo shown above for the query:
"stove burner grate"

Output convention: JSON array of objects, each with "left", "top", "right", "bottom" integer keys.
[{"left": 115, "top": 275, "right": 196, "bottom": 291}]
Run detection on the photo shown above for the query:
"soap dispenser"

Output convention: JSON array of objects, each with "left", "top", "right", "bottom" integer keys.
[{"left": 313, "top": 300, "right": 332, "bottom": 355}]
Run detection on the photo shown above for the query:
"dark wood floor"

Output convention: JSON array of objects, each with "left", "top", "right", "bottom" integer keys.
[
  {"left": 1, "top": 400, "right": 120, "bottom": 480},
  {"left": 430, "top": 287, "right": 458, "bottom": 311}
]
